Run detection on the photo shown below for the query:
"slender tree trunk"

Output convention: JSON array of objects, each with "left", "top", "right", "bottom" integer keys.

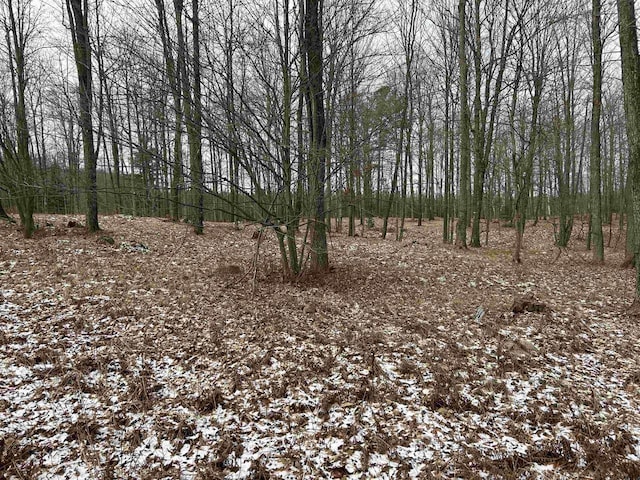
[
  {"left": 509, "top": 52, "right": 524, "bottom": 261},
  {"left": 175, "top": 0, "right": 189, "bottom": 222},
  {"left": 590, "top": 0, "right": 604, "bottom": 262},
  {"left": 106, "top": 88, "right": 121, "bottom": 212},
  {"left": 190, "top": 0, "right": 204, "bottom": 234},
  {"left": 382, "top": 0, "right": 417, "bottom": 240},
  {"left": 470, "top": 0, "right": 483, "bottom": 247},
  {"left": 416, "top": 96, "right": 425, "bottom": 226},
  {"left": 5, "top": 0, "right": 35, "bottom": 237},
  {"left": 348, "top": 37, "right": 357, "bottom": 237},
  {"left": 471, "top": 0, "right": 514, "bottom": 246},
  {"left": 456, "top": 0, "right": 471, "bottom": 248},
  {"left": 513, "top": 80, "right": 543, "bottom": 263},
  {"left": 155, "top": 0, "right": 183, "bottom": 221},
  {"left": 382, "top": 119, "right": 404, "bottom": 239},
  {"left": 225, "top": 0, "right": 241, "bottom": 226},
  {"left": 399, "top": 98, "right": 414, "bottom": 241},
  {"left": 295, "top": 2, "right": 306, "bottom": 232},
  {"left": 66, "top": 0, "right": 99, "bottom": 232},
  {"left": 124, "top": 78, "right": 137, "bottom": 216},
  {"left": 617, "top": 0, "right": 640, "bottom": 301},
  {"left": 304, "top": 0, "right": 329, "bottom": 270},
  {"left": 95, "top": 27, "right": 121, "bottom": 214},
  {"left": 275, "top": 0, "right": 300, "bottom": 274},
  {"left": 443, "top": 76, "right": 451, "bottom": 242},
  {"left": 427, "top": 100, "right": 435, "bottom": 221}
]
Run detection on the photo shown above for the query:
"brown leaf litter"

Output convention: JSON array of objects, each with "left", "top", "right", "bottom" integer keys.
[{"left": 0, "top": 214, "right": 639, "bottom": 479}]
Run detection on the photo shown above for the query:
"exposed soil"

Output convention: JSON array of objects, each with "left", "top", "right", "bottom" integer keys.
[{"left": 1, "top": 214, "right": 639, "bottom": 479}]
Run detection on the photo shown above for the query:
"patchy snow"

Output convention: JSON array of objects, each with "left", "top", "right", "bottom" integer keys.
[{"left": 0, "top": 215, "right": 639, "bottom": 479}]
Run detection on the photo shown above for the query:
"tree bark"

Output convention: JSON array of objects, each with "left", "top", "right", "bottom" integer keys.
[
  {"left": 616, "top": 0, "right": 640, "bottom": 300},
  {"left": 590, "top": 0, "right": 604, "bottom": 262},
  {"left": 155, "top": 0, "right": 183, "bottom": 221},
  {"left": 4, "top": 0, "right": 35, "bottom": 237},
  {"left": 189, "top": 0, "right": 204, "bottom": 234},
  {"left": 456, "top": 0, "right": 471, "bottom": 248},
  {"left": 304, "top": 0, "right": 329, "bottom": 270},
  {"left": 66, "top": 0, "right": 98, "bottom": 232},
  {"left": 470, "top": 0, "right": 483, "bottom": 247}
]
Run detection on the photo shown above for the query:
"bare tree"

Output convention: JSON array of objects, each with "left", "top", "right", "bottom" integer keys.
[
  {"left": 431, "top": 1, "right": 458, "bottom": 244},
  {"left": 154, "top": 0, "right": 184, "bottom": 221},
  {"left": 551, "top": 5, "right": 586, "bottom": 248},
  {"left": 469, "top": 0, "right": 520, "bottom": 247},
  {"left": 511, "top": 0, "right": 551, "bottom": 263},
  {"left": 590, "top": 0, "right": 604, "bottom": 262},
  {"left": 304, "top": 0, "right": 329, "bottom": 270},
  {"left": 382, "top": 0, "right": 418, "bottom": 240},
  {"left": 65, "top": 0, "right": 99, "bottom": 231},
  {"left": 0, "top": 0, "right": 36, "bottom": 237},
  {"left": 456, "top": 0, "right": 471, "bottom": 248},
  {"left": 616, "top": 0, "right": 640, "bottom": 303},
  {"left": 188, "top": 0, "right": 204, "bottom": 234}
]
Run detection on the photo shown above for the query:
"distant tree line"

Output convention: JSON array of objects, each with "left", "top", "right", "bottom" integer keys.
[{"left": 0, "top": 0, "right": 638, "bottom": 300}]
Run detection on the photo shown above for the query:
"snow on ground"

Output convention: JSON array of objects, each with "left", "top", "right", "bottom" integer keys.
[{"left": 1, "top": 215, "right": 639, "bottom": 479}]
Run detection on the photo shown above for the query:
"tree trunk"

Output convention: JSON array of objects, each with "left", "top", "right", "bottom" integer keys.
[
  {"left": 617, "top": 0, "right": 640, "bottom": 301},
  {"left": 5, "top": 0, "right": 35, "bottom": 238},
  {"left": 427, "top": 98, "right": 435, "bottom": 221},
  {"left": 66, "top": 0, "right": 99, "bottom": 232},
  {"left": 304, "top": 0, "right": 329, "bottom": 271},
  {"left": 155, "top": 0, "right": 183, "bottom": 221},
  {"left": 416, "top": 94, "right": 424, "bottom": 227},
  {"left": 456, "top": 0, "right": 471, "bottom": 248},
  {"left": 471, "top": 0, "right": 515, "bottom": 247},
  {"left": 590, "top": 0, "right": 604, "bottom": 262},
  {"left": 276, "top": 0, "right": 300, "bottom": 274},
  {"left": 443, "top": 70, "right": 452, "bottom": 243},
  {"left": 382, "top": 0, "right": 417, "bottom": 240},
  {"left": 470, "top": 0, "right": 484, "bottom": 247},
  {"left": 190, "top": 0, "right": 204, "bottom": 234},
  {"left": 348, "top": 38, "right": 357, "bottom": 237}
]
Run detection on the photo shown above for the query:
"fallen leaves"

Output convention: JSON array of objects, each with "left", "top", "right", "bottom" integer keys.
[{"left": 0, "top": 215, "right": 639, "bottom": 479}]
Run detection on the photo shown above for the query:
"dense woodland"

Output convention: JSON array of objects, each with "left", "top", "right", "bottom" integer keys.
[
  {"left": 0, "top": 0, "right": 639, "bottom": 293},
  {"left": 3, "top": 1, "right": 640, "bottom": 478}
]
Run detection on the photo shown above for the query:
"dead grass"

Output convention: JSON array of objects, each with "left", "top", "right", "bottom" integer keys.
[{"left": 0, "top": 214, "right": 638, "bottom": 478}]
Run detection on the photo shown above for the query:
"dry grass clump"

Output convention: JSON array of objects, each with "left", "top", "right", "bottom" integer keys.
[
  {"left": 74, "top": 354, "right": 108, "bottom": 374},
  {"left": 248, "top": 459, "right": 271, "bottom": 480},
  {"left": 195, "top": 434, "right": 244, "bottom": 478},
  {"left": 425, "top": 364, "right": 483, "bottom": 414},
  {"left": 193, "top": 387, "right": 226, "bottom": 413},
  {"left": 574, "top": 425, "right": 640, "bottom": 478},
  {"left": 397, "top": 359, "right": 421, "bottom": 378},
  {"left": 156, "top": 414, "right": 197, "bottom": 441},
  {"left": 0, "top": 436, "right": 40, "bottom": 478},
  {"left": 67, "top": 415, "right": 101, "bottom": 444},
  {"left": 138, "top": 464, "right": 181, "bottom": 480},
  {"left": 126, "top": 368, "right": 159, "bottom": 412},
  {"left": 196, "top": 463, "right": 226, "bottom": 480}
]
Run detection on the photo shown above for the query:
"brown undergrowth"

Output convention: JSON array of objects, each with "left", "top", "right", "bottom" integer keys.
[{"left": 0, "top": 214, "right": 639, "bottom": 479}]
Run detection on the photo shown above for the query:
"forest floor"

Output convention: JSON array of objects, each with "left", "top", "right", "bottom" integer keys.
[{"left": 1, "top": 214, "right": 639, "bottom": 480}]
